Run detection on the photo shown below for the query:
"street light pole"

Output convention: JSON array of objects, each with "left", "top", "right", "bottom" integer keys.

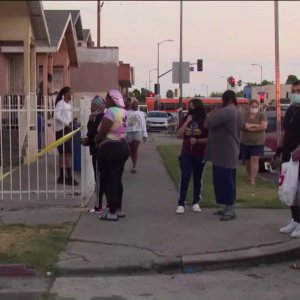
[
  {"left": 157, "top": 39, "right": 174, "bottom": 95},
  {"left": 251, "top": 63, "right": 263, "bottom": 93},
  {"left": 148, "top": 68, "right": 157, "bottom": 91},
  {"left": 178, "top": 0, "right": 183, "bottom": 121}
]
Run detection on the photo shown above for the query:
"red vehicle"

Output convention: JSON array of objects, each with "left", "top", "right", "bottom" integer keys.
[{"left": 145, "top": 97, "right": 248, "bottom": 113}]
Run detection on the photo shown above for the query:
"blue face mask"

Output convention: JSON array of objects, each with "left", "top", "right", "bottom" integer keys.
[{"left": 290, "top": 93, "right": 300, "bottom": 104}]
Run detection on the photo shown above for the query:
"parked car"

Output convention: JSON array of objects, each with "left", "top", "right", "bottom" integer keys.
[
  {"left": 259, "top": 111, "right": 285, "bottom": 172},
  {"left": 146, "top": 111, "right": 170, "bottom": 132}
]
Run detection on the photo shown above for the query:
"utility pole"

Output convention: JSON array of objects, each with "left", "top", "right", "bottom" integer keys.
[
  {"left": 274, "top": 0, "right": 281, "bottom": 144},
  {"left": 97, "top": 1, "right": 104, "bottom": 47}
]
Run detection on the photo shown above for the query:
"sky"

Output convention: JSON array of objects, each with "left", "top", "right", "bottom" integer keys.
[{"left": 43, "top": 1, "right": 300, "bottom": 97}]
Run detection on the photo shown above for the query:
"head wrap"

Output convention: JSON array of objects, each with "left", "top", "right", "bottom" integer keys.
[
  {"left": 92, "top": 95, "right": 106, "bottom": 109},
  {"left": 107, "top": 89, "right": 125, "bottom": 108}
]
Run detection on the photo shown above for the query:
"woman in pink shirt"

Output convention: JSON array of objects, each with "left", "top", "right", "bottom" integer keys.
[{"left": 95, "top": 89, "right": 130, "bottom": 221}]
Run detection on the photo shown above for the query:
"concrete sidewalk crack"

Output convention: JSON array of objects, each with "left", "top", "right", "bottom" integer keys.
[
  {"left": 69, "top": 238, "right": 166, "bottom": 258},
  {"left": 63, "top": 252, "right": 90, "bottom": 262},
  {"left": 184, "top": 239, "right": 294, "bottom": 256}
]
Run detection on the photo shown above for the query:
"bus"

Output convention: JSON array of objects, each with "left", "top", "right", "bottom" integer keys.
[{"left": 145, "top": 97, "right": 249, "bottom": 114}]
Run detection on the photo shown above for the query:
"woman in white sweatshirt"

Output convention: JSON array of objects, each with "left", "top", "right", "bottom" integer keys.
[
  {"left": 126, "top": 98, "right": 147, "bottom": 173},
  {"left": 54, "top": 86, "right": 78, "bottom": 186}
]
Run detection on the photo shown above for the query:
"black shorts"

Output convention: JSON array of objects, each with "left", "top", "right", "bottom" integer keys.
[
  {"left": 240, "top": 143, "right": 264, "bottom": 161},
  {"left": 56, "top": 127, "right": 72, "bottom": 154}
]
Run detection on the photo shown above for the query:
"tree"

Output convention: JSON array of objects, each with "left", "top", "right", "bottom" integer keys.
[
  {"left": 236, "top": 91, "right": 244, "bottom": 97},
  {"left": 131, "top": 88, "right": 151, "bottom": 103},
  {"left": 286, "top": 75, "right": 299, "bottom": 84},
  {"left": 246, "top": 80, "right": 273, "bottom": 87},
  {"left": 166, "top": 89, "right": 174, "bottom": 98}
]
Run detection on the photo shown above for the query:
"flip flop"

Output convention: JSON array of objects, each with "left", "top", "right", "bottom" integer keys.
[{"left": 289, "top": 263, "right": 300, "bottom": 270}]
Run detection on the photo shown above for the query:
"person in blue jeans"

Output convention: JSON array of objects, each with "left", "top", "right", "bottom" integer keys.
[{"left": 175, "top": 99, "right": 208, "bottom": 214}]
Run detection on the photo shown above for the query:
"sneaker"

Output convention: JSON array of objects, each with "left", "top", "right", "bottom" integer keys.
[
  {"left": 116, "top": 210, "right": 126, "bottom": 218},
  {"left": 291, "top": 224, "right": 300, "bottom": 238},
  {"left": 279, "top": 219, "right": 299, "bottom": 234},
  {"left": 99, "top": 212, "right": 118, "bottom": 221},
  {"left": 176, "top": 206, "right": 185, "bottom": 214},
  {"left": 192, "top": 204, "right": 201, "bottom": 213}
]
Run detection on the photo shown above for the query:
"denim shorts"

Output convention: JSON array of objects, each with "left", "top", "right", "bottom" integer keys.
[
  {"left": 240, "top": 143, "right": 264, "bottom": 160},
  {"left": 126, "top": 131, "right": 143, "bottom": 143}
]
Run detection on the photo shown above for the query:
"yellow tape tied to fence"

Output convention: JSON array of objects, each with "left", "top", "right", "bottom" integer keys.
[{"left": 0, "top": 126, "right": 83, "bottom": 181}]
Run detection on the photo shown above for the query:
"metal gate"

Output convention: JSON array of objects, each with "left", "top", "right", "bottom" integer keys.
[{"left": 0, "top": 94, "right": 94, "bottom": 207}]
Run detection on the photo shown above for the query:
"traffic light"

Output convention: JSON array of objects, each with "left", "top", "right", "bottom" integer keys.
[
  {"left": 260, "top": 93, "right": 265, "bottom": 103},
  {"left": 228, "top": 76, "right": 236, "bottom": 87},
  {"left": 197, "top": 59, "right": 203, "bottom": 71},
  {"left": 154, "top": 83, "right": 160, "bottom": 95}
]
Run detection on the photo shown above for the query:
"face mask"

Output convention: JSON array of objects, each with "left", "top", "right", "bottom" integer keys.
[
  {"left": 290, "top": 93, "right": 300, "bottom": 104},
  {"left": 250, "top": 108, "right": 259, "bottom": 114}
]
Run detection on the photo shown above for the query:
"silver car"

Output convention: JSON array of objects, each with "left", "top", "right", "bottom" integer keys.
[{"left": 146, "top": 111, "right": 170, "bottom": 131}]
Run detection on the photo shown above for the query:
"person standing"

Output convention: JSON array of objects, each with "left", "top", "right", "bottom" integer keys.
[
  {"left": 240, "top": 100, "right": 268, "bottom": 186},
  {"left": 274, "top": 80, "right": 300, "bottom": 238},
  {"left": 126, "top": 98, "right": 147, "bottom": 174},
  {"left": 95, "top": 89, "right": 130, "bottom": 221},
  {"left": 81, "top": 95, "right": 106, "bottom": 212},
  {"left": 205, "top": 90, "right": 245, "bottom": 221},
  {"left": 54, "top": 86, "right": 78, "bottom": 186},
  {"left": 175, "top": 99, "right": 208, "bottom": 214}
]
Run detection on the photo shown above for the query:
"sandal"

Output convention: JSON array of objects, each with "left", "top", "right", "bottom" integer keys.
[{"left": 290, "top": 263, "right": 300, "bottom": 270}]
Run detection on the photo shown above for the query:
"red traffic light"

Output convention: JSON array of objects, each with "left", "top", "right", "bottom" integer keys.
[{"left": 259, "top": 94, "right": 265, "bottom": 103}]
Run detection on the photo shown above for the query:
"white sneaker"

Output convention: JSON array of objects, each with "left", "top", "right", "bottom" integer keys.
[
  {"left": 176, "top": 206, "right": 185, "bottom": 214},
  {"left": 291, "top": 224, "right": 300, "bottom": 238},
  {"left": 192, "top": 204, "right": 202, "bottom": 213},
  {"left": 279, "top": 219, "right": 299, "bottom": 234}
]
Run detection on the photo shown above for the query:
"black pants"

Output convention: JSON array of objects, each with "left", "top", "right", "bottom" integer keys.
[
  {"left": 92, "top": 155, "right": 104, "bottom": 209},
  {"left": 97, "top": 139, "right": 130, "bottom": 214}
]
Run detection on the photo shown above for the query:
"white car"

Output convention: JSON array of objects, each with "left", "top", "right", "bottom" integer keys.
[{"left": 146, "top": 111, "right": 170, "bottom": 131}]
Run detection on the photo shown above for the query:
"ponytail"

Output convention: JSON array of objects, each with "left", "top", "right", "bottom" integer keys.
[{"left": 55, "top": 86, "right": 71, "bottom": 106}]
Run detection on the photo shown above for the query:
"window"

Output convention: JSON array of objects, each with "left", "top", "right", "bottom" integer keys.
[
  {"left": 8, "top": 55, "right": 23, "bottom": 94},
  {"left": 164, "top": 102, "right": 176, "bottom": 111}
]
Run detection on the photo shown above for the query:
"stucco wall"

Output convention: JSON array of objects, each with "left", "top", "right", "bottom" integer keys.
[{"left": 71, "top": 47, "right": 119, "bottom": 94}]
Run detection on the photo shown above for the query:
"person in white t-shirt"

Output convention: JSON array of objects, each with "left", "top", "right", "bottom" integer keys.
[
  {"left": 126, "top": 98, "right": 147, "bottom": 174},
  {"left": 53, "top": 86, "right": 78, "bottom": 186}
]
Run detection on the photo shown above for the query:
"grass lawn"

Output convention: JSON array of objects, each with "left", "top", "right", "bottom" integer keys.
[
  {"left": 158, "top": 144, "right": 285, "bottom": 209},
  {"left": 0, "top": 223, "right": 73, "bottom": 273}
]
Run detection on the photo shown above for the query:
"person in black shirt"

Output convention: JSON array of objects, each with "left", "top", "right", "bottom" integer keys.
[
  {"left": 81, "top": 95, "right": 106, "bottom": 213},
  {"left": 274, "top": 80, "right": 300, "bottom": 238}
]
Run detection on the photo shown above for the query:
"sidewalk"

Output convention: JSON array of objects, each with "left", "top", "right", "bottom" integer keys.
[{"left": 55, "top": 133, "right": 299, "bottom": 275}]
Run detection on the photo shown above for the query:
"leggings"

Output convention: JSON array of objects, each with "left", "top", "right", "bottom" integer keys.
[{"left": 97, "top": 139, "right": 130, "bottom": 214}]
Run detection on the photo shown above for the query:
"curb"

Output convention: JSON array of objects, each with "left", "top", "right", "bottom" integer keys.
[{"left": 54, "top": 239, "right": 300, "bottom": 276}]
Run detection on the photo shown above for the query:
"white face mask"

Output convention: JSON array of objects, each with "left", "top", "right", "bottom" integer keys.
[
  {"left": 250, "top": 108, "right": 259, "bottom": 114},
  {"left": 290, "top": 93, "right": 300, "bottom": 104}
]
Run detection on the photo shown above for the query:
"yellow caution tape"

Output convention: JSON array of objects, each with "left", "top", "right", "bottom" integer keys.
[{"left": 0, "top": 126, "right": 83, "bottom": 181}]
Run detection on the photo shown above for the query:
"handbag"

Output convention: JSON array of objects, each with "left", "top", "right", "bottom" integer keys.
[{"left": 278, "top": 157, "right": 299, "bottom": 206}]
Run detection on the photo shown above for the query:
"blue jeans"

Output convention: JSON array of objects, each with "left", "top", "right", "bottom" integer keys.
[{"left": 178, "top": 155, "right": 206, "bottom": 206}]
